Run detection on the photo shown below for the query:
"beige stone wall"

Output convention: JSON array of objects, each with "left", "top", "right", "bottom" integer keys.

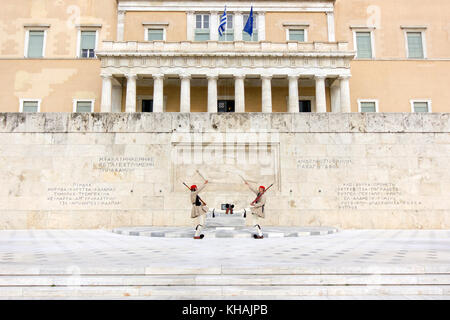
[
  {"left": 350, "top": 60, "right": 450, "bottom": 113},
  {"left": 265, "top": 12, "right": 328, "bottom": 42},
  {"left": 0, "top": 0, "right": 117, "bottom": 58},
  {"left": 0, "top": 60, "right": 103, "bottom": 112},
  {"left": 0, "top": 112, "right": 449, "bottom": 230},
  {"left": 335, "top": 0, "right": 450, "bottom": 58},
  {"left": 0, "top": 0, "right": 449, "bottom": 113},
  {"left": 124, "top": 11, "right": 187, "bottom": 42}
]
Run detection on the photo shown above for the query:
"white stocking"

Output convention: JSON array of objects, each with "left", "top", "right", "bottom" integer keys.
[{"left": 194, "top": 214, "right": 205, "bottom": 237}]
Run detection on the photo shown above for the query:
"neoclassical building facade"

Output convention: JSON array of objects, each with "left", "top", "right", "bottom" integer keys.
[{"left": 1, "top": 0, "right": 449, "bottom": 114}]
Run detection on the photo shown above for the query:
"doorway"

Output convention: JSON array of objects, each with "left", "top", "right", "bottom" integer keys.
[{"left": 218, "top": 100, "right": 235, "bottom": 113}]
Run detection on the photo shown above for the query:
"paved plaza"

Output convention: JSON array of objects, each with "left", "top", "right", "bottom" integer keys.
[{"left": 0, "top": 229, "right": 450, "bottom": 299}]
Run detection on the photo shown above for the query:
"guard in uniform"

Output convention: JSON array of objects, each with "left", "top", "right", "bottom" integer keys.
[
  {"left": 190, "top": 180, "right": 209, "bottom": 239},
  {"left": 244, "top": 181, "right": 266, "bottom": 239}
]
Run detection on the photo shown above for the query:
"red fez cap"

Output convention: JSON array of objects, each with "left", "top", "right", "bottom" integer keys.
[
  {"left": 190, "top": 185, "right": 197, "bottom": 190},
  {"left": 259, "top": 186, "right": 265, "bottom": 190}
]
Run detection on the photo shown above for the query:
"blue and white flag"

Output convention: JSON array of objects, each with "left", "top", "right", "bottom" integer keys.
[
  {"left": 218, "top": 6, "right": 227, "bottom": 37},
  {"left": 243, "top": 6, "right": 254, "bottom": 36}
]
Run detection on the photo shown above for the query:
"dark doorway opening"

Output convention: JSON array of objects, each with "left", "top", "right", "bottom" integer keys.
[
  {"left": 217, "top": 100, "right": 235, "bottom": 113},
  {"left": 142, "top": 100, "right": 153, "bottom": 112},
  {"left": 299, "top": 100, "right": 312, "bottom": 112}
]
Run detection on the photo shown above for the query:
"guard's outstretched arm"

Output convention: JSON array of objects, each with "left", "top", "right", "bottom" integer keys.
[{"left": 244, "top": 180, "right": 258, "bottom": 195}]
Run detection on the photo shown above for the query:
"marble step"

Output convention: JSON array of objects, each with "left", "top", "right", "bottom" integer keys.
[
  {"left": 2, "top": 264, "right": 450, "bottom": 275},
  {"left": 1, "top": 285, "right": 450, "bottom": 298},
  {"left": 1, "top": 274, "right": 450, "bottom": 286}
]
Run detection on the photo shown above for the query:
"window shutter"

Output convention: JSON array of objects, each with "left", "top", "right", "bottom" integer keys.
[
  {"left": 413, "top": 102, "right": 429, "bottom": 112},
  {"left": 360, "top": 101, "right": 376, "bottom": 112},
  {"left": 407, "top": 32, "right": 424, "bottom": 58},
  {"left": 148, "top": 29, "right": 164, "bottom": 41},
  {"left": 81, "top": 31, "right": 96, "bottom": 50},
  {"left": 356, "top": 32, "right": 372, "bottom": 58},
  {"left": 22, "top": 101, "right": 39, "bottom": 112},
  {"left": 28, "top": 31, "right": 44, "bottom": 58},
  {"left": 289, "top": 29, "right": 305, "bottom": 42},
  {"left": 76, "top": 101, "right": 92, "bottom": 113}
]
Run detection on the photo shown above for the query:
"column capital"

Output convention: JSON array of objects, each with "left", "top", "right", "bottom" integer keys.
[
  {"left": 180, "top": 73, "right": 191, "bottom": 80},
  {"left": 338, "top": 75, "right": 351, "bottom": 80},
  {"left": 186, "top": 10, "right": 195, "bottom": 15},
  {"left": 261, "top": 74, "right": 272, "bottom": 80},
  {"left": 100, "top": 72, "right": 113, "bottom": 79},
  {"left": 234, "top": 10, "right": 243, "bottom": 15},
  {"left": 234, "top": 74, "right": 246, "bottom": 80},
  {"left": 207, "top": 74, "right": 219, "bottom": 80},
  {"left": 315, "top": 74, "right": 327, "bottom": 80},
  {"left": 125, "top": 73, "right": 137, "bottom": 80},
  {"left": 258, "top": 11, "right": 266, "bottom": 16},
  {"left": 152, "top": 73, "right": 165, "bottom": 80},
  {"left": 288, "top": 75, "right": 299, "bottom": 81}
]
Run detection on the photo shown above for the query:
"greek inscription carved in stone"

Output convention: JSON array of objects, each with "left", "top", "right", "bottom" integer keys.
[
  {"left": 337, "top": 183, "right": 421, "bottom": 210},
  {"left": 297, "top": 158, "right": 352, "bottom": 169},
  {"left": 47, "top": 183, "right": 120, "bottom": 206},
  {"left": 94, "top": 157, "right": 154, "bottom": 172}
]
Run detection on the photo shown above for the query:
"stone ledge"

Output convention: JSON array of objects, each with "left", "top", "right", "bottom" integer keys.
[{"left": 0, "top": 113, "right": 449, "bottom": 133}]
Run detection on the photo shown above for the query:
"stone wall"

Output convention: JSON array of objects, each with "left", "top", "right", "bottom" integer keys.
[{"left": 0, "top": 112, "right": 449, "bottom": 229}]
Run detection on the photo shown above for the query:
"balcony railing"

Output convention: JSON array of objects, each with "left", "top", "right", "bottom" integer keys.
[{"left": 98, "top": 40, "right": 353, "bottom": 56}]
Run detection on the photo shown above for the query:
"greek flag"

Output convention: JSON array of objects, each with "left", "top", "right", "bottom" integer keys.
[
  {"left": 243, "top": 6, "right": 254, "bottom": 36},
  {"left": 218, "top": 6, "right": 227, "bottom": 37}
]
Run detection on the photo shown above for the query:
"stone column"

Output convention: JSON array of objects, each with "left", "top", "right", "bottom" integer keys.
[
  {"left": 326, "top": 12, "right": 336, "bottom": 42},
  {"left": 234, "top": 75, "right": 245, "bottom": 112},
  {"left": 153, "top": 74, "right": 164, "bottom": 113},
  {"left": 100, "top": 74, "right": 112, "bottom": 112},
  {"left": 125, "top": 73, "right": 137, "bottom": 112},
  {"left": 261, "top": 75, "right": 272, "bottom": 113},
  {"left": 210, "top": 11, "right": 219, "bottom": 41},
  {"left": 315, "top": 75, "right": 327, "bottom": 113},
  {"left": 258, "top": 12, "right": 266, "bottom": 41},
  {"left": 180, "top": 74, "right": 191, "bottom": 112},
  {"left": 330, "top": 81, "right": 341, "bottom": 113},
  {"left": 186, "top": 11, "right": 195, "bottom": 41},
  {"left": 117, "top": 11, "right": 125, "bottom": 41},
  {"left": 207, "top": 75, "right": 218, "bottom": 113},
  {"left": 339, "top": 75, "right": 351, "bottom": 113},
  {"left": 288, "top": 75, "right": 299, "bottom": 113},
  {"left": 234, "top": 11, "right": 243, "bottom": 41}
]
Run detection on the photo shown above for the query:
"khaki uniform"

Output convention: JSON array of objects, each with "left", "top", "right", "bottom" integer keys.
[
  {"left": 248, "top": 185, "right": 266, "bottom": 218},
  {"left": 190, "top": 183, "right": 209, "bottom": 218}
]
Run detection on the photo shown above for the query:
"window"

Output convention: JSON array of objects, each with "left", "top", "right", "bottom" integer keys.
[
  {"left": 195, "top": 14, "right": 210, "bottom": 41},
  {"left": 26, "top": 30, "right": 45, "bottom": 58},
  {"left": 147, "top": 28, "right": 164, "bottom": 41},
  {"left": 73, "top": 100, "right": 94, "bottom": 113},
  {"left": 355, "top": 31, "right": 373, "bottom": 59},
  {"left": 288, "top": 29, "right": 305, "bottom": 42},
  {"left": 406, "top": 32, "right": 425, "bottom": 59},
  {"left": 243, "top": 13, "right": 258, "bottom": 41},
  {"left": 358, "top": 100, "right": 378, "bottom": 112},
  {"left": 411, "top": 100, "right": 431, "bottom": 113},
  {"left": 20, "top": 99, "right": 40, "bottom": 112},
  {"left": 219, "top": 14, "right": 234, "bottom": 42},
  {"left": 79, "top": 31, "right": 97, "bottom": 58}
]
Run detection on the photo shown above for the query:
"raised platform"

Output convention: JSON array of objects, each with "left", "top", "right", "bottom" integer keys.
[
  {"left": 113, "top": 210, "right": 338, "bottom": 238},
  {"left": 113, "top": 226, "right": 338, "bottom": 238}
]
